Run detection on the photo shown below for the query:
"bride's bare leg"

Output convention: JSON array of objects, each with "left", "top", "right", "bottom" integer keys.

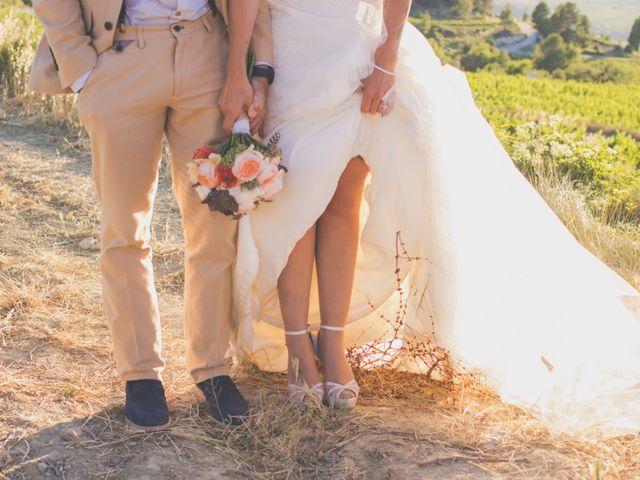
[
  {"left": 278, "top": 225, "right": 322, "bottom": 389},
  {"left": 316, "top": 157, "right": 369, "bottom": 395}
]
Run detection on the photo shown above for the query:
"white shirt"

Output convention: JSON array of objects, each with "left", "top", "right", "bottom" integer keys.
[{"left": 124, "top": 0, "right": 211, "bottom": 26}]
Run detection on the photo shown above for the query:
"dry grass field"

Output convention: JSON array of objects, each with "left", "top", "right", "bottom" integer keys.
[{"left": 0, "top": 107, "right": 639, "bottom": 480}]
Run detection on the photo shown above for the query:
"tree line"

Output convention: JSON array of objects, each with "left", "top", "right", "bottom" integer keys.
[{"left": 530, "top": 2, "right": 639, "bottom": 72}]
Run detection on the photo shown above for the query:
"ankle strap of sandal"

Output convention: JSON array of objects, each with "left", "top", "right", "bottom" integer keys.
[
  {"left": 320, "top": 325, "right": 344, "bottom": 332},
  {"left": 284, "top": 326, "right": 311, "bottom": 336}
]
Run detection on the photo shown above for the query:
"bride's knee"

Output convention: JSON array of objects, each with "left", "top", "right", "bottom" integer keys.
[
  {"left": 323, "top": 157, "right": 368, "bottom": 218},
  {"left": 324, "top": 190, "right": 360, "bottom": 218}
]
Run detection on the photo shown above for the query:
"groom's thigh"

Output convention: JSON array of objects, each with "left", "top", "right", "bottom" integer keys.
[
  {"left": 165, "top": 16, "right": 235, "bottom": 267},
  {"left": 165, "top": 13, "right": 233, "bottom": 253},
  {"left": 166, "top": 89, "right": 237, "bottom": 261},
  {"left": 78, "top": 44, "right": 170, "bottom": 248}
]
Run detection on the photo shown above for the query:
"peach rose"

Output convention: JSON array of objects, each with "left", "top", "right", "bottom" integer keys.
[
  {"left": 197, "top": 162, "right": 219, "bottom": 189},
  {"left": 232, "top": 148, "right": 265, "bottom": 182}
]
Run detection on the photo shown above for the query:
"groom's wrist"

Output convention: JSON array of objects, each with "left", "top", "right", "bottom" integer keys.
[
  {"left": 226, "top": 45, "right": 250, "bottom": 75},
  {"left": 227, "top": 62, "right": 247, "bottom": 80}
]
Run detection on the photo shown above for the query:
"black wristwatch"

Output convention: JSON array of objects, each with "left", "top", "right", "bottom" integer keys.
[{"left": 251, "top": 64, "right": 275, "bottom": 85}]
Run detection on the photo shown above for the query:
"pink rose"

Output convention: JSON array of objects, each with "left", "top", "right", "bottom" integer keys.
[
  {"left": 197, "top": 162, "right": 219, "bottom": 189},
  {"left": 229, "top": 186, "right": 257, "bottom": 214},
  {"left": 232, "top": 148, "right": 265, "bottom": 182},
  {"left": 257, "top": 162, "right": 278, "bottom": 187},
  {"left": 237, "top": 201, "right": 255, "bottom": 214},
  {"left": 262, "top": 170, "right": 284, "bottom": 200}
]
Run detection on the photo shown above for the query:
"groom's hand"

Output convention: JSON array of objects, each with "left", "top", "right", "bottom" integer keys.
[
  {"left": 219, "top": 73, "right": 254, "bottom": 134},
  {"left": 221, "top": 0, "right": 260, "bottom": 134}
]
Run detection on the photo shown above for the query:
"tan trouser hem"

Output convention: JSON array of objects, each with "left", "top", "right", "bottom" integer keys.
[
  {"left": 191, "top": 364, "right": 231, "bottom": 384},
  {"left": 120, "top": 369, "right": 163, "bottom": 382}
]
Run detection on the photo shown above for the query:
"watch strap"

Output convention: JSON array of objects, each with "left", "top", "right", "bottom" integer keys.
[{"left": 251, "top": 65, "right": 275, "bottom": 85}]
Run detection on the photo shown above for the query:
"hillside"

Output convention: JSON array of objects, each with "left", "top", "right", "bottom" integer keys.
[
  {"left": 494, "top": 0, "right": 638, "bottom": 40},
  {"left": 470, "top": 72, "right": 640, "bottom": 246}
]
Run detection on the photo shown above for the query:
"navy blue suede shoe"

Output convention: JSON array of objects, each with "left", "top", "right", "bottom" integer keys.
[
  {"left": 125, "top": 380, "right": 171, "bottom": 431},
  {"left": 196, "top": 375, "right": 250, "bottom": 426}
]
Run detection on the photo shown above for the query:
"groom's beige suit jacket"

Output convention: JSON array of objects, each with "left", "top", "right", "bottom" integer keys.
[{"left": 29, "top": 0, "right": 274, "bottom": 94}]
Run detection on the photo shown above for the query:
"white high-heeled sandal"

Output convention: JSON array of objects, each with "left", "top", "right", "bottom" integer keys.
[
  {"left": 316, "top": 325, "right": 360, "bottom": 410},
  {"left": 285, "top": 327, "right": 324, "bottom": 403}
]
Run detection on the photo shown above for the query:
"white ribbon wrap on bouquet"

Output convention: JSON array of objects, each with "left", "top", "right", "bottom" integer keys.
[{"left": 232, "top": 114, "right": 252, "bottom": 135}]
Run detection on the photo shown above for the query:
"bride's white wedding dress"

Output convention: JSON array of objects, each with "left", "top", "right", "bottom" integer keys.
[{"left": 231, "top": 0, "right": 640, "bottom": 438}]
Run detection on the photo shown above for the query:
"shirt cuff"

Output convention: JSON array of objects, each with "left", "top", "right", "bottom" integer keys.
[{"left": 71, "top": 69, "right": 93, "bottom": 93}]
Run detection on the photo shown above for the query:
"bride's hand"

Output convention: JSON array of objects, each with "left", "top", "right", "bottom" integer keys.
[
  {"left": 360, "top": 46, "right": 397, "bottom": 116},
  {"left": 248, "top": 77, "right": 268, "bottom": 136}
]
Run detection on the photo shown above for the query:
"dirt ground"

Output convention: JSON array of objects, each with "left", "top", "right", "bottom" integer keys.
[{"left": 0, "top": 114, "right": 638, "bottom": 480}]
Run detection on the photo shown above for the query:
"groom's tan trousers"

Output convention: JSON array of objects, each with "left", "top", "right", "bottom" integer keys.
[{"left": 78, "top": 12, "right": 236, "bottom": 383}]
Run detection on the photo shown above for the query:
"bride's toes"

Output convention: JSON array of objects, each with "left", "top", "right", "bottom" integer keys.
[
  {"left": 324, "top": 379, "right": 360, "bottom": 410},
  {"left": 285, "top": 329, "right": 323, "bottom": 402},
  {"left": 317, "top": 327, "right": 359, "bottom": 409},
  {"left": 338, "top": 389, "right": 356, "bottom": 400}
]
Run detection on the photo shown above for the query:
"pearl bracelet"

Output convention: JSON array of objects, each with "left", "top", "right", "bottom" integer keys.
[{"left": 371, "top": 62, "right": 396, "bottom": 76}]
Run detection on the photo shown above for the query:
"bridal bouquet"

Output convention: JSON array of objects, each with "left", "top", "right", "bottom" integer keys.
[{"left": 187, "top": 118, "right": 286, "bottom": 218}]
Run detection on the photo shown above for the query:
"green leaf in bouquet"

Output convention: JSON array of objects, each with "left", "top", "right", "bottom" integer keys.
[
  {"left": 242, "top": 179, "right": 260, "bottom": 191},
  {"left": 221, "top": 143, "right": 252, "bottom": 168}
]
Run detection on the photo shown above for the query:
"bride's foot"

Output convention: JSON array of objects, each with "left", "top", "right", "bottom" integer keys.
[
  {"left": 316, "top": 325, "right": 359, "bottom": 409},
  {"left": 285, "top": 327, "right": 323, "bottom": 403}
]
